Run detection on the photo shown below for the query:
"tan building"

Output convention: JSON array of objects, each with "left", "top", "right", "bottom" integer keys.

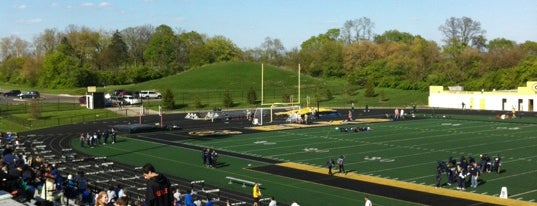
[{"left": 429, "top": 81, "right": 537, "bottom": 112}]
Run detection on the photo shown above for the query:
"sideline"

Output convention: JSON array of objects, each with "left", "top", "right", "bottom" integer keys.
[{"left": 278, "top": 162, "right": 537, "bottom": 206}]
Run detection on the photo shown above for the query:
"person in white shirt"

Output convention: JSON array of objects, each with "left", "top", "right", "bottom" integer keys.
[
  {"left": 107, "top": 186, "right": 117, "bottom": 204},
  {"left": 173, "top": 188, "right": 181, "bottom": 206},
  {"left": 365, "top": 195, "right": 372, "bottom": 206},
  {"left": 290, "top": 200, "right": 300, "bottom": 206},
  {"left": 268, "top": 196, "right": 277, "bottom": 206}
]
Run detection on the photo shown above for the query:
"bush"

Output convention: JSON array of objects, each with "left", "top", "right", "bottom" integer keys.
[
  {"left": 193, "top": 96, "right": 203, "bottom": 109},
  {"left": 247, "top": 87, "right": 257, "bottom": 105},
  {"left": 223, "top": 90, "right": 233, "bottom": 108},
  {"left": 161, "top": 88, "right": 175, "bottom": 110},
  {"left": 364, "top": 79, "right": 376, "bottom": 97}
]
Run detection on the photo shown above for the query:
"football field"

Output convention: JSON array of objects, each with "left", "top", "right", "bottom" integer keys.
[{"left": 74, "top": 113, "right": 537, "bottom": 205}]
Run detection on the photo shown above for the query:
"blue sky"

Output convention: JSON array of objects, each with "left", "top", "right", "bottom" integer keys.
[{"left": 1, "top": 0, "right": 536, "bottom": 49}]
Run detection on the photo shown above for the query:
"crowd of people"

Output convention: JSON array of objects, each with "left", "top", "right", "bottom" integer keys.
[
  {"left": 436, "top": 154, "right": 502, "bottom": 190},
  {"left": 201, "top": 148, "right": 219, "bottom": 168},
  {"left": 79, "top": 129, "right": 118, "bottom": 148}
]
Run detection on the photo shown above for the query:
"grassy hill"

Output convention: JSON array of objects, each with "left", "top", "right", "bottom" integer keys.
[
  {"left": 107, "top": 62, "right": 428, "bottom": 110},
  {"left": 0, "top": 62, "right": 428, "bottom": 131}
]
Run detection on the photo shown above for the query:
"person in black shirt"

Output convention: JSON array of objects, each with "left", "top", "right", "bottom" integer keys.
[{"left": 142, "top": 163, "right": 173, "bottom": 206}]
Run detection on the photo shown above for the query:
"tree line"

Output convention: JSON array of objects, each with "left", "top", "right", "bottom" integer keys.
[{"left": 1, "top": 16, "right": 536, "bottom": 91}]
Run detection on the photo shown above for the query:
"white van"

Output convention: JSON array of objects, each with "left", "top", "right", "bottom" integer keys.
[
  {"left": 123, "top": 95, "right": 141, "bottom": 105},
  {"left": 140, "top": 90, "right": 162, "bottom": 99}
]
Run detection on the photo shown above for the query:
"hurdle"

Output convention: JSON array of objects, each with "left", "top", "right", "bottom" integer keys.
[
  {"left": 226, "top": 176, "right": 260, "bottom": 188},
  {"left": 203, "top": 188, "right": 220, "bottom": 201},
  {"left": 191, "top": 180, "right": 205, "bottom": 193}
]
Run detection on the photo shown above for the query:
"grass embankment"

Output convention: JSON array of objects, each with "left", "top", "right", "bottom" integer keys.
[{"left": 0, "top": 62, "right": 428, "bottom": 132}]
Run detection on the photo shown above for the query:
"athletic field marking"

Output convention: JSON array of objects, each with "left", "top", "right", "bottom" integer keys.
[{"left": 303, "top": 147, "right": 329, "bottom": 153}]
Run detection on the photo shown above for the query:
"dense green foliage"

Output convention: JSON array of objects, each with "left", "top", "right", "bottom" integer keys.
[
  {"left": 161, "top": 88, "right": 175, "bottom": 110},
  {"left": 1, "top": 17, "right": 535, "bottom": 92}
]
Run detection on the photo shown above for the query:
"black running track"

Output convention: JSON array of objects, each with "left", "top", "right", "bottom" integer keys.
[{"left": 19, "top": 110, "right": 502, "bottom": 206}]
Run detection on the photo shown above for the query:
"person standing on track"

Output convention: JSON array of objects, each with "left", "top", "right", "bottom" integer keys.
[
  {"left": 252, "top": 182, "right": 262, "bottom": 206},
  {"left": 337, "top": 155, "right": 346, "bottom": 175},
  {"left": 327, "top": 158, "right": 335, "bottom": 175},
  {"left": 364, "top": 195, "right": 372, "bottom": 206}
]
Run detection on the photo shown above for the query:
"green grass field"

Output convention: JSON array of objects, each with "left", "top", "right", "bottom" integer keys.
[
  {"left": 72, "top": 114, "right": 537, "bottom": 205},
  {"left": 1, "top": 62, "right": 428, "bottom": 132}
]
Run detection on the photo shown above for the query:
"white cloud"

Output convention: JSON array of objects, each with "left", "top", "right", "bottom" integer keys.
[
  {"left": 99, "top": 2, "right": 111, "bottom": 8},
  {"left": 82, "top": 2, "right": 94, "bottom": 8},
  {"left": 17, "top": 18, "right": 43, "bottom": 24},
  {"left": 14, "top": 4, "right": 27, "bottom": 9}
]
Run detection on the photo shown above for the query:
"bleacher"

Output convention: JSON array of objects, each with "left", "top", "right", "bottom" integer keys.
[{"left": 2, "top": 133, "right": 243, "bottom": 206}]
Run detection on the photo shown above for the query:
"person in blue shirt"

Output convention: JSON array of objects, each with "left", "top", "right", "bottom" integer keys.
[{"left": 183, "top": 190, "right": 195, "bottom": 206}]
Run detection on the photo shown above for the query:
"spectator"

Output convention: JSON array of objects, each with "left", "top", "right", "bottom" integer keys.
[
  {"left": 268, "top": 196, "right": 277, "bottom": 206},
  {"left": 205, "top": 198, "right": 214, "bottom": 206},
  {"left": 40, "top": 173, "right": 64, "bottom": 205},
  {"left": 364, "top": 196, "right": 372, "bottom": 206},
  {"left": 142, "top": 163, "right": 173, "bottom": 206},
  {"left": 74, "top": 171, "right": 88, "bottom": 195},
  {"left": 80, "top": 186, "right": 93, "bottom": 205},
  {"left": 64, "top": 174, "right": 78, "bottom": 200},
  {"left": 193, "top": 196, "right": 201, "bottom": 206},
  {"left": 173, "top": 188, "right": 181, "bottom": 206},
  {"left": 95, "top": 191, "right": 109, "bottom": 206},
  {"left": 107, "top": 186, "right": 117, "bottom": 204},
  {"left": 183, "top": 190, "right": 195, "bottom": 206},
  {"left": 115, "top": 196, "right": 128, "bottom": 206}
]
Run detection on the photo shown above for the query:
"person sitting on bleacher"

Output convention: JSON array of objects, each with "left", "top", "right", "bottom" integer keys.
[
  {"left": 40, "top": 173, "right": 65, "bottom": 205},
  {"left": 183, "top": 189, "right": 195, "bottom": 206},
  {"left": 173, "top": 188, "right": 182, "bottom": 206},
  {"left": 0, "top": 161, "right": 21, "bottom": 195}
]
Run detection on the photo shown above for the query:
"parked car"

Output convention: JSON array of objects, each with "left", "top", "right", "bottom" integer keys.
[
  {"left": 140, "top": 90, "right": 162, "bottom": 99},
  {"left": 122, "top": 95, "right": 140, "bottom": 105},
  {"left": 18, "top": 91, "right": 40, "bottom": 99},
  {"left": 3, "top": 90, "right": 21, "bottom": 97},
  {"left": 112, "top": 89, "right": 126, "bottom": 97},
  {"left": 109, "top": 96, "right": 125, "bottom": 106},
  {"left": 79, "top": 96, "right": 87, "bottom": 104}
]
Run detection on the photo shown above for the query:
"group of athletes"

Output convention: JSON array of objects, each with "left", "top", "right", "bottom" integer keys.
[
  {"left": 436, "top": 154, "right": 502, "bottom": 190},
  {"left": 201, "top": 148, "right": 219, "bottom": 168}
]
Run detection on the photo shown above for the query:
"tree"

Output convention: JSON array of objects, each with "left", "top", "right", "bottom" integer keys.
[
  {"left": 97, "top": 30, "right": 129, "bottom": 70},
  {"left": 343, "top": 40, "right": 382, "bottom": 73},
  {"left": 205, "top": 36, "right": 242, "bottom": 63},
  {"left": 222, "top": 90, "right": 234, "bottom": 108},
  {"left": 1, "top": 36, "right": 30, "bottom": 61},
  {"left": 161, "top": 88, "right": 175, "bottom": 110},
  {"left": 260, "top": 37, "right": 286, "bottom": 65},
  {"left": 122, "top": 25, "right": 154, "bottom": 66},
  {"left": 28, "top": 99, "right": 41, "bottom": 120},
  {"left": 246, "top": 87, "right": 257, "bottom": 105},
  {"left": 299, "top": 29, "right": 343, "bottom": 77},
  {"left": 364, "top": 78, "right": 375, "bottom": 97},
  {"left": 144, "top": 24, "right": 177, "bottom": 70},
  {"left": 193, "top": 96, "right": 203, "bottom": 109},
  {"left": 340, "top": 17, "right": 375, "bottom": 44},
  {"left": 64, "top": 25, "right": 101, "bottom": 68},
  {"left": 34, "top": 28, "right": 61, "bottom": 56},
  {"left": 439, "top": 16, "right": 486, "bottom": 48},
  {"left": 374, "top": 30, "right": 414, "bottom": 44},
  {"left": 177, "top": 31, "right": 210, "bottom": 67}
]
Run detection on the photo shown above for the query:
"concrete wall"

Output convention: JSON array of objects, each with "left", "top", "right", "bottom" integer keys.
[{"left": 429, "top": 81, "right": 537, "bottom": 112}]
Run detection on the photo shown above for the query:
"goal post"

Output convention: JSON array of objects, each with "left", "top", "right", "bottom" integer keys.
[
  {"left": 252, "top": 104, "right": 301, "bottom": 125},
  {"left": 261, "top": 63, "right": 301, "bottom": 106}
]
